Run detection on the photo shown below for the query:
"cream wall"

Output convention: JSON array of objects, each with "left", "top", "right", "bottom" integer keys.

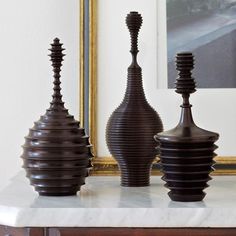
[
  {"left": 97, "top": 0, "right": 236, "bottom": 158},
  {"left": 0, "top": 0, "right": 79, "bottom": 188}
]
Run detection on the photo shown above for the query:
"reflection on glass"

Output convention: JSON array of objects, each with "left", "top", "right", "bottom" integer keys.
[{"left": 167, "top": 0, "right": 236, "bottom": 88}]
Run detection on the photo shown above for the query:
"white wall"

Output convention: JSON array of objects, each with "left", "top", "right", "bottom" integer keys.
[
  {"left": 0, "top": 0, "right": 79, "bottom": 188},
  {"left": 1, "top": 0, "right": 236, "bottom": 190},
  {"left": 97, "top": 0, "right": 236, "bottom": 157}
]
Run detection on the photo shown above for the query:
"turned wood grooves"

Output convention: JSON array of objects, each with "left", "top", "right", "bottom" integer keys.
[
  {"left": 21, "top": 38, "right": 93, "bottom": 196},
  {"left": 155, "top": 52, "right": 219, "bottom": 202},
  {"left": 106, "top": 12, "right": 163, "bottom": 187}
]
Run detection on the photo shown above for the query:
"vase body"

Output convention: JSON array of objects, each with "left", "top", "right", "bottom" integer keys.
[
  {"left": 106, "top": 12, "right": 163, "bottom": 187},
  {"left": 155, "top": 52, "right": 219, "bottom": 202},
  {"left": 21, "top": 39, "right": 93, "bottom": 196}
]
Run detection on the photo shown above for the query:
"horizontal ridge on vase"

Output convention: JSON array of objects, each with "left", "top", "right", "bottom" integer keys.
[
  {"left": 154, "top": 52, "right": 219, "bottom": 202},
  {"left": 21, "top": 38, "right": 93, "bottom": 196},
  {"left": 106, "top": 12, "right": 163, "bottom": 187}
]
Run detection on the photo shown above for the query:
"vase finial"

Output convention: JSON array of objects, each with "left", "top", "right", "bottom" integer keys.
[
  {"left": 48, "top": 38, "right": 66, "bottom": 108},
  {"left": 175, "top": 52, "right": 196, "bottom": 107},
  {"left": 126, "top": 11, "right": 142, "bottom": 56}
]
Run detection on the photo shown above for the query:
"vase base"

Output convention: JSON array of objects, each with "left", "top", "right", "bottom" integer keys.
[
  {"left": 121, "top": 182, "right": 150, "bottom": 187},
  {"left": 168, "top": 191, "right": 206, "bottom": 202},
  {"left": 38, "top": 191, "right": 79, "bottom": 196},
  {"left": 36, "top": 186, "right": 82, "bottom": 196},
  {"left": 120, "top": 167, "right": 151, "bottom": 187},
  {"left": 39, "top": 192, "right": 77, "bottom": 197}
]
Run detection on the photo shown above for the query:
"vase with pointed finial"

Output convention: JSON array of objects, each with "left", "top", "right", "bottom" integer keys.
[
  {"left": 21, "top": 38, "right": 93, "bottom": 196},
  {"left": 106, "top": 12, "right": 163, "bottom": 187},
  {"left": 155, "top": 52, "right": 219, "bottom": 202}
]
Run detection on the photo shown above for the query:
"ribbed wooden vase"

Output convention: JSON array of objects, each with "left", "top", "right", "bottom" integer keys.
[
  {"left": 21, "top": 38, "right": 93, "bottom": 196},
  {"left": 106, "top": 12, "right": 163, "bottom": 187},
  {"left": 155, "top": 52, "right": 219, "bottom": 202}
]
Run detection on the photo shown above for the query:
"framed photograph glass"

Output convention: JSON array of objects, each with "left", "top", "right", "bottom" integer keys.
[{"left": 167, "top": 0, "right": 236, "bottom": 88}]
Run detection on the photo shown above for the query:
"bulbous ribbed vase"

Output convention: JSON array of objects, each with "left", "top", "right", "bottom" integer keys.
[
  {"left": 155, "top": 52, "right": 219, "bottom": 202},
  {"left": 21, "top": 38, "right": 93, "bottom": 196},
  {"left": 106, "top": 12, "right": 163, "bottom": 187}
]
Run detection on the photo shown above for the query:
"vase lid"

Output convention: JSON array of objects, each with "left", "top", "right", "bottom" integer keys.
[{"left": 156, "top": 52, "right": 219, "bottom": 143}]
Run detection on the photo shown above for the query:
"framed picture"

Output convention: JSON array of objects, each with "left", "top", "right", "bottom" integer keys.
[
  {"left": 80, "top": 0, "right": 236, "bottom": 175},
  {"left": 167, "top": 0, "right": 236, "bottom": 88}
]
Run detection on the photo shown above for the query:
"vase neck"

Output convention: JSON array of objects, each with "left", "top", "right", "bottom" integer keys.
[
  {"left": 178, "top": 106, "right": 195, "bottom": 126},
  {"left": 49, "top": 38, "right": 66, "bottom": 111},
  {"left": 123, "top": 12, "right": 146, "bottom": 102},
  {"left": 123, "top": 55, "right": 146, "bottom": 102},
  {"left": 178, "top": 94, "right": 195, "bottom": 126}
]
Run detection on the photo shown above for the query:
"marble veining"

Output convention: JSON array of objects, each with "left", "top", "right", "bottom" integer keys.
[{"left": 0, "top": 172, "right": 236, "bottom": 227}]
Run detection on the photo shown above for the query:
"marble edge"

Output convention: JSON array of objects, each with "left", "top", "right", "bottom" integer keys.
[{"left": 0, "top": 206, "right": 236, "bottom": 228}]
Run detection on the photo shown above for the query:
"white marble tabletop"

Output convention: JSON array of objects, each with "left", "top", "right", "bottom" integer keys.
[{"left": 0, "top": 172, "right": 236, "bottom": 228}]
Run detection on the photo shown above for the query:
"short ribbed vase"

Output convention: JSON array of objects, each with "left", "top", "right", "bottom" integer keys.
[
  {"left": 106, "top": 12, "right": 163, "bottom": 187},
  {"left": 155, "top": 52, "right": 219, "bottom": 202},
  {"left": 21, "top": 38, "right": 93, "bottom": 196}
]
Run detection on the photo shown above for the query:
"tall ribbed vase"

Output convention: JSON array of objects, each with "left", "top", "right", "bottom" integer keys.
[
  {"left": 106, "top": 12, "right": 163, "bottom": 187},
  {"left": 21, "top": 38, "right": 93, "bottom": 196}
]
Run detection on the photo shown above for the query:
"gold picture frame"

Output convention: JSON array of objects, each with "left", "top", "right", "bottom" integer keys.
[{"left": 79, "top": 0, "right": 236, "bottom": 175}]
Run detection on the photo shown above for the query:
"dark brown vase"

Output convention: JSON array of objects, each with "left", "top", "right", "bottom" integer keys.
[
  {"left": 155, "top": 52, "right": 219, "bottom": 202},
  {"left": 21, "top": 38, "right": 93, "bottom": 196},
  {"left": 106, "top": 12, "right": 163, "bottom": 187}
]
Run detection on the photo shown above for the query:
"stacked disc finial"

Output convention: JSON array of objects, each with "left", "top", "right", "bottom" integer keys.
[
  {"left": 106, "top": 12, "right": 163, "bottom": 187},
  {"left": 21, "top": 38, "right": 93, "bottom": 196},
  {"left": 154, "top": 52, "right": 219, "bottom": 202}
]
